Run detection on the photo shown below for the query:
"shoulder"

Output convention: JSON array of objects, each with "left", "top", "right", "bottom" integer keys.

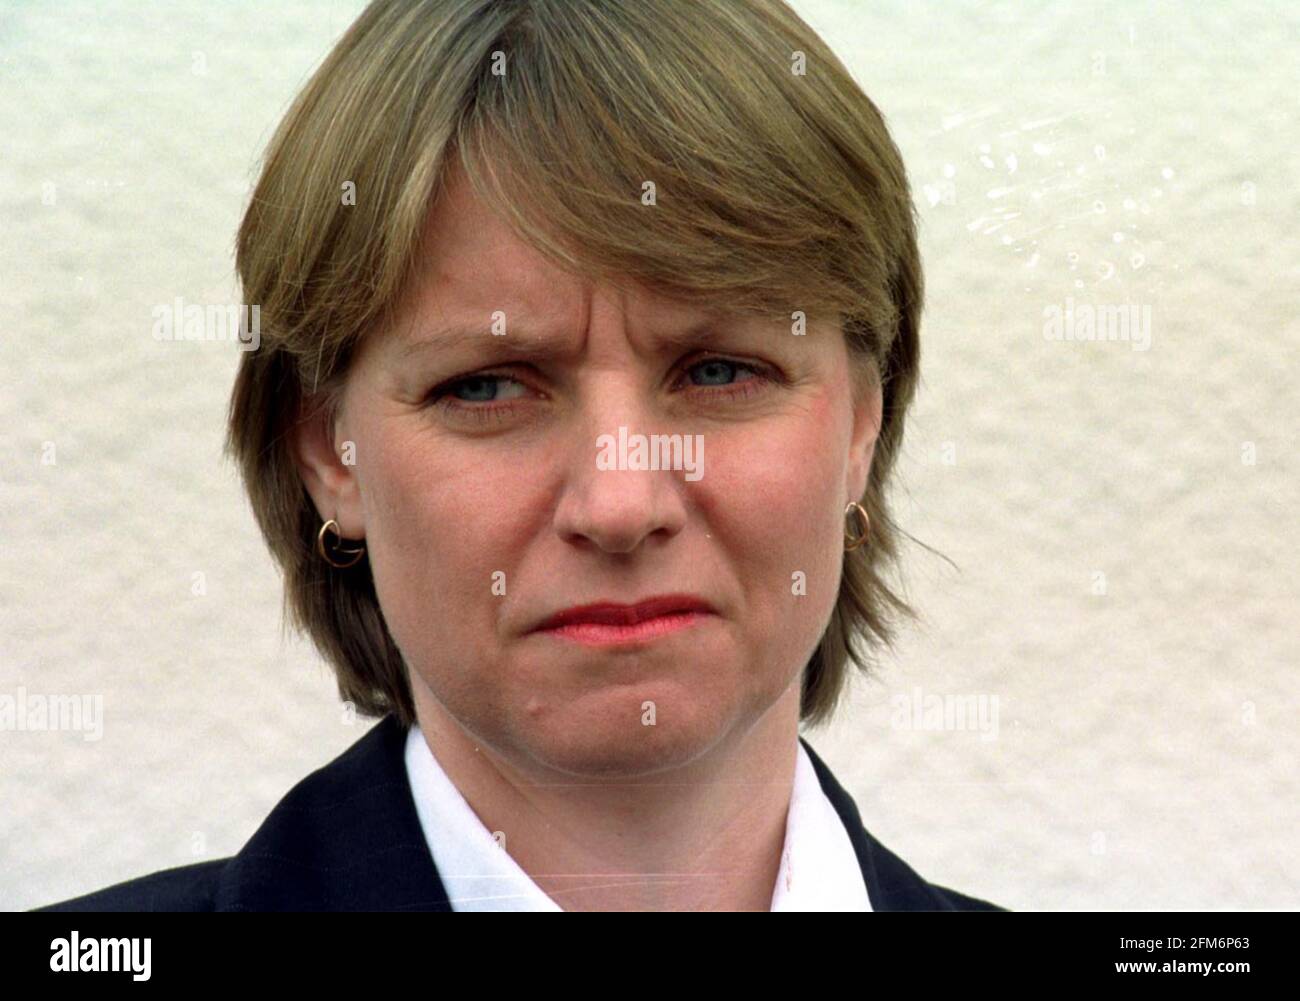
[
  {"left": 867, "top": 833, "right": 1008, "bottom": 911},
  {"left": 31, "top": 859, "right": 228, "bottom": 912},
  {"left": 32, "top": 715, "right": 442, "bottom": 912},
  {"left": 797, "top": 736, "right": 1008, "bottom": 912},
  {"left": 930, "top": 884, "right": 1008, "bottom": 911}
]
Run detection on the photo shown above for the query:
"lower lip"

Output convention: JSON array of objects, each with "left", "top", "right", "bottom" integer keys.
[{"left": 538, "top": 611, "right": 709, "bottom": 646}]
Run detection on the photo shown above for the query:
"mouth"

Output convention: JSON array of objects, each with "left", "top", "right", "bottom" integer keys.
[{"left": 532, "top": 595, "right": 715, "bottom": 648}]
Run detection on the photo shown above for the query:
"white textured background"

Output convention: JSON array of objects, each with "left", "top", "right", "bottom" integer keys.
[{"left": 2, "top": 0, "right": 1296, "bottom": 911}]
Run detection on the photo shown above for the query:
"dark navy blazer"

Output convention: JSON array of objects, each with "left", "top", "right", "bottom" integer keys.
[{"left": 34, "top": 714, "right": 1005, "bottom": 912}]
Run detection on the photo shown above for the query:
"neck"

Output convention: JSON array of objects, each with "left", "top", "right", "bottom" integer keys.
[{"left": 410, "top": 681, "right": 801, "bottom": 912}]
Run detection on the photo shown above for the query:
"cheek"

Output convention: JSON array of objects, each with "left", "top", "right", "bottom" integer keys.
[
  {"left": 358, "top": 431, "right": 520, "bottom": 631},
  {"left": 707, "top": 396, "right": 847, "bottom": 560},
  {"left": 359, "top": 439, "right": 437, "bottom": 664},
  {"left": 695, "top": 393, "right": 850, "bottom": 650},
  {"left": 361, "top": 435, "right": 440, "bottom": 563}
]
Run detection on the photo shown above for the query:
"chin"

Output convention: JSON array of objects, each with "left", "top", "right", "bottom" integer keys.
[{"left": 511, "top": 689, "right": 738, "bottom": 779}]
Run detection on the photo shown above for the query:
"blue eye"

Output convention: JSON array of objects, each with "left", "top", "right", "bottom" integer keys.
[
  {"left": 445, "top": 374, "right": 527, "bottom": 403},
  {"left": 686, "top": 358, "right": 761, "bottom": 388},
  {"left": 425, "top": 355, "right": 777, "bottom": 425},
  {"left": 423, "top": 373, "right": 530, "bottom": 426}
]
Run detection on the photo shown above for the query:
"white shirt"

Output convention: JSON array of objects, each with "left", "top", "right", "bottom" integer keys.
[{"left": 403, "top": 723, "right": 872, "bottom": 911}]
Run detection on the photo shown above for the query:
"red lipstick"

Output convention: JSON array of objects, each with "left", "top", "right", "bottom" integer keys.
[{"left": 533, "top": 594, "right": 715, "bottom": 647}]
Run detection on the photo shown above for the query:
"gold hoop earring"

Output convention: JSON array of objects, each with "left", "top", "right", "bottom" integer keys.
[
  {"left": 318, "top": 518, "right": 366, "bottom": 569},
  {"left": 844, "top": 501, "right": 871, "bottom": 552}
]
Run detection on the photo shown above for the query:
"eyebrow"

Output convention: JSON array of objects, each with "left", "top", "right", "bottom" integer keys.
[{"left": 394, "top": 317, "right": 754, "bottom": 364}]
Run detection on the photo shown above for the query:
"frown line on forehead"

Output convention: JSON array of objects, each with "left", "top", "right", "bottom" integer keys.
[{"left": 391, "top": 314, "right": 794, "bottom": 365}]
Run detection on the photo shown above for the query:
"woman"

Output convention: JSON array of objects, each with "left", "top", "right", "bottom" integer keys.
[{"left": 38, "top": 0, "right": 1003, "bottom": 912}]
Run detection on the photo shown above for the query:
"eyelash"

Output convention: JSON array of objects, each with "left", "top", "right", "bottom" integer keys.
[{"left": 425, "top": 356, "right": 778, "bottom": 425}]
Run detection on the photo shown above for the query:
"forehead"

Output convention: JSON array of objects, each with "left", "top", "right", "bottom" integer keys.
[
  {"left": 419, "top": 167, "right": 563, "bottom": 305},
  {"left": 390, "top": 165, "right": 715, "bottom": 344}
]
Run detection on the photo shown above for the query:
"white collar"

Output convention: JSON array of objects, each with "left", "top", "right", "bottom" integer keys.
[{"left": 403, "top": 723, "right": 871, "bottom": 911}]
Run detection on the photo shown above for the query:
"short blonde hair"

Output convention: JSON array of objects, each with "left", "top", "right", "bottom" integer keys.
[{"left": 226, "top": 0, "right": 924, "bottom": 729}]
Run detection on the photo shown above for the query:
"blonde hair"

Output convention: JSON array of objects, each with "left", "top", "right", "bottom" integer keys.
[{"left": 226, "top": 0, "right": 924, "bottom": 730}]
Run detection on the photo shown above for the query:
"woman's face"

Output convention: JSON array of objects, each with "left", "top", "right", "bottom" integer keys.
[{"left": 296, "top": 167, "right": 882, "bottom": 777}]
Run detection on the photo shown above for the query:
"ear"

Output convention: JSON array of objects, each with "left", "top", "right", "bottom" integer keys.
[
  {"left": 292, "top": 393, "right": 365, "bottom": 540},
  {"left": 845, "top": 366, "right": 884, "bottom": 504}
]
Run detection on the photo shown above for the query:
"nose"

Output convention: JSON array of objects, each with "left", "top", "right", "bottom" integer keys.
[{"left": 551, "top": 373, "right": 689, "bottom": 555}]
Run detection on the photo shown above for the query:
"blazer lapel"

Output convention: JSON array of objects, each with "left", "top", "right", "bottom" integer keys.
[
  {"left": 798, "top": 736, "right": 963, "bottom": 911},
  {"left": 215, "top": 714, "right": 452, "bottom": 911}
]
